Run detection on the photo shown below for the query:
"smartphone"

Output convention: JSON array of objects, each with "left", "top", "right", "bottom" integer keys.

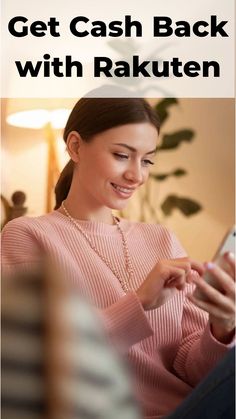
[{"left": 193, "top": 226, "right": 235, "bottom": 300}]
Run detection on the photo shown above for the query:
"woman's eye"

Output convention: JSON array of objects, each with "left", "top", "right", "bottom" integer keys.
[
  {"left": 142, "top": 159, "right": 154, "bottom": 166},
  {"left": 113, "top": 153, "right": 154, "bottom": 166},
  {"left": 113, "top": 153, "right": 129, "bottom": 160}
]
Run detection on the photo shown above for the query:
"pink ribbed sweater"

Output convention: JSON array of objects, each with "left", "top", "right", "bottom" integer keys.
[{"left": 1, "top": 212, "right": 233, "bottom": 419}]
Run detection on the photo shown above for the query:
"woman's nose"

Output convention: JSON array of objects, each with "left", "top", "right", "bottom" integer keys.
[{"left": 124, "top": 163, "right": 143, "bottom": 184}]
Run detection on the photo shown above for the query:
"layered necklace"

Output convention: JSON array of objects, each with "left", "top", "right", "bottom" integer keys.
[{"left": 61, "top": 201, "right": 134, "bottom": 293}]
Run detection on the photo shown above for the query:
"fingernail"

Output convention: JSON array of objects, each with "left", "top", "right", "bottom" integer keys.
[
  {"left": 205, "top": 262, "right": 215, "bottom": 270},
  {"left": 228, "top": 252, "right": 235, "bottom": 260}
]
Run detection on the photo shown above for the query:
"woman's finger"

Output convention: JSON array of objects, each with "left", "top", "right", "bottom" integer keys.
[
  {"left": 204, "top": 263, "right": 235, "bottom": 298},
  {"left": 192, "top": 275, "right": 235, "bottom": 312},
  {"left": 158, "top": 259, "right": 191, "bottom": 275},
  {"left": 166, "top": 259, "right": 191, "bottom": 271},
  {"left": 165, "top": 273, "right": 186, "bottom": 290},
  {"left": 189, "top": 259, "right": 205, "bottom": 276},
  {"left": 160, "top": 258, "right": 204, "bottom": 277},
  {"left": 164, "top": 258, "right": 205, "bottom": 284},
  {"left": 188, "top": 294, "right": 235, "bottom": 320}
]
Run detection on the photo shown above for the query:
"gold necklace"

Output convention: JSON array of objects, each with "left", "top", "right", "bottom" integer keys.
[{"left": 61, "top": 201, "right": 134, "bottom": 293}]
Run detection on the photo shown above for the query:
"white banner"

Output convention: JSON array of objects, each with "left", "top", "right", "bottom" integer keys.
[{"left": 1, "top": 0, "right": 235, "bottom": 97}]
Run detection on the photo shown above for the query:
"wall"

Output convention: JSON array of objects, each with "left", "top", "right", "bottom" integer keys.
[{"left": 156, "top": 98, "right": 235, "bottom": 260}]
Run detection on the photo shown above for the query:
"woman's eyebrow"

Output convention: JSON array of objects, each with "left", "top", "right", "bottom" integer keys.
[{"left": 113, "top": 143, "right": 157, "bottom": 155}]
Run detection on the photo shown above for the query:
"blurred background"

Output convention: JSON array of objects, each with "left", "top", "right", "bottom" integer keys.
[{"left": 1, "top": 97, "right": 235, "bottom": 260}]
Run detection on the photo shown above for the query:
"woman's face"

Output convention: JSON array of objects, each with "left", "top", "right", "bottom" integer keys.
[{"left": 74, "top": 122, "right": 158, "bottom": 211}]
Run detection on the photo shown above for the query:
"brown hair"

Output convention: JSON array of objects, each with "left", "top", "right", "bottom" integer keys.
[{"left": 54, "top": 87, "right": 160, "bottom": 209}]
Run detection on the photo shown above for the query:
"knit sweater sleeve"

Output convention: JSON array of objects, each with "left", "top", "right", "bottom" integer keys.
[
  {"left": 166, "top": 229, "right": 235, "bottom": 386},
  {"left": 1, "top": 218, "right": 153, "bottom": 350},
  {"left": 1, "top": 218, "right": 43, "bottom": 273},
  {"left": 102, "top": 292, "right": 153, "bottom": 351},
  {"left": 173, "top": 285, "right": 235, "bottom": 386}
]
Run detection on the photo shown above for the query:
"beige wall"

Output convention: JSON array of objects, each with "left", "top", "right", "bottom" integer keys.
[
  {"left": 152, "top": 98, "right": 235, "bottom": 260},
  {"left": 1, "top": 98, "right": 235, "bottom": 261}
]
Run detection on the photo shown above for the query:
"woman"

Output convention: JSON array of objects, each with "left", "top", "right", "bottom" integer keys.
[{"left": 2, "top": 91, "right": 235, "bottom": 419}]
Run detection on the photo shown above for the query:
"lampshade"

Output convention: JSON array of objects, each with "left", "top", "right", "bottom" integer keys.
[{"left": 6, "top": 108, "right": 71, "bottom": 129}]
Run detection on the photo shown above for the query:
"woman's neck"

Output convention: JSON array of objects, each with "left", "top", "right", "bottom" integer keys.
[{"left": 58, "top": 196, "right": 115, "bottom": 225}]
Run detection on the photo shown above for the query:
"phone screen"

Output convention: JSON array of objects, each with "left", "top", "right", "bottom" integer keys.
[
  {"left": 213, "top": 226, "right": 236, "bottom": 262},
  {"left": 193, "top": 226, "right": 235, "bottom": 300}
]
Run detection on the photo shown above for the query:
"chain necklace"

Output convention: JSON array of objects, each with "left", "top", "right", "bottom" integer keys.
[{"left": 61, "top": 201, "right": 134, "bottom": 293}]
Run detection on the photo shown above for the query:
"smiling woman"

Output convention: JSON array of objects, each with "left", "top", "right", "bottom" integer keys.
[
  {"left": 64, "top": 122, "right": 157, "bottom": 219},
  {"left": 2, "top": 88, "right": 235, "bottom": 419},
  {"left": 54, "top": 89, "right": 159, "bottom": 218}
]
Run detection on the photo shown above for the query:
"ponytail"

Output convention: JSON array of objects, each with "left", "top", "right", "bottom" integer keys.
[{"left": 54, "top": 160, "right": 74, "bottom": 210}]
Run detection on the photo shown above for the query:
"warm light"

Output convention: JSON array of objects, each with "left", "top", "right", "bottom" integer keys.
[
  {"left": 7, "top": 110, "right": 49, "bottom": 129},
  {"left": 50, "top": 109, "right": 71, "bottom": 129},
  {"left": 7, "top": 108, "right": 71, "bottom": 129}
]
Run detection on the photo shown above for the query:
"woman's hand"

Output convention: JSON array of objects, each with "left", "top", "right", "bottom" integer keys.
[
  {"left": 189, "top": 252, "right": 235, "bottom": 344},
  {"left": 136, "top": 258, "right": 204, "bottom": 310}
]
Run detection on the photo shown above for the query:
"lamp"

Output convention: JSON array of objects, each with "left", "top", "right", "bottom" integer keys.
[{"left": 6, "top": 108, "right": 71, "bottom": 213}]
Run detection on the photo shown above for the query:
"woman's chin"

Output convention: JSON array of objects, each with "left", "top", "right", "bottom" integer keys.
[{"left": 107, "top": 199, "right": 130, "bottom": 211}]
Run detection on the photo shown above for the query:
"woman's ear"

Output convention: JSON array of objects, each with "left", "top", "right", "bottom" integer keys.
[{"left": 66, "top": 131, "right": 82, "bottom": 163}]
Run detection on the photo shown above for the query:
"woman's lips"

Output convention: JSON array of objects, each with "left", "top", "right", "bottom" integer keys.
[{"left": 111, "top": 182, "right": 135, "bottom": 198}]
